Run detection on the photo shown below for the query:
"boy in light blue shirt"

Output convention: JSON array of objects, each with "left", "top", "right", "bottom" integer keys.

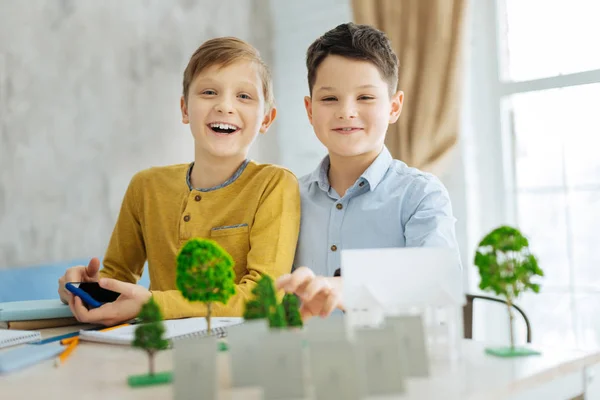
[{"left": 277, "top": 22, "right": 460, "bottom": 319}]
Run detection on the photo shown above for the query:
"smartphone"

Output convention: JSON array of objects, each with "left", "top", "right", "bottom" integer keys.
[{"left": 65, "top": 282, "right": 120, "bottom": 309}]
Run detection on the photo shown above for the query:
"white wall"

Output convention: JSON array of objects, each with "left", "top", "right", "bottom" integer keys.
[
  {"left": 0, "top": 0, "right": 274, "bottom": 267},
  {"left": 0, "top": 0, "right": 471, "bottom": 278},
  {"left": 267, "top": 0, "right": 353, "bottom": 176}
]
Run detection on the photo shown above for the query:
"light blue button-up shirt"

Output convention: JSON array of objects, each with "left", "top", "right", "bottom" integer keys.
[{"left": 293, "top": 147, "right": 460, "bottom": 276}]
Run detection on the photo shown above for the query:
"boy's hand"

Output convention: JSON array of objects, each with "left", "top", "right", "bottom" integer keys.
[
  {"left": 58, "top": 257, "right": 101, "bottom": 304},
  {"left": 276, "top": 267, "right": 343, "bottom": 320},
  {"left": 69, "top": 278, "right": 152, "bottom": 326}
]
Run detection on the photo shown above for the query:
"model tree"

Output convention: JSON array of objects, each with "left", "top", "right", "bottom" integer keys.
[
  {"left": 243, "top": 275, "right": 298, "bottom": 329},
  {"left": 132, "top": 297, "right": 169, "bottom": 376},
  {"left": 282, "top": 293, "right": 303, "bottom": 328},
  {"left": 474, "top": 226, "right": 544, "bottom": 356},
  {"left": 176, "top": 238, "right": 236, "bottom": 334}
]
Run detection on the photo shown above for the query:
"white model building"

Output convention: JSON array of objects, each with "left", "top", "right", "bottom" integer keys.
[{"left": 341, "top": 247, "right": 465, "bottom": 360}]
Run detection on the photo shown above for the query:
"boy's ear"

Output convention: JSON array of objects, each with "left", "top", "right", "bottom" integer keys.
[
  {"left": 304, "top": 96, "right": 313, "bottom": 125},
  {"left": 180, "top": 96, "right": 190, "bottom": 124},
  {"left": 259, "top": 107, "right": 277, "bottom": 133},
  {"left": 389, "top": 90, "right": 404, "bottom": 124}
]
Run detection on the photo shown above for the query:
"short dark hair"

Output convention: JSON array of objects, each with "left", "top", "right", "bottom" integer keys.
[{"left": 306, "top": 22, "right": 399, "bottom": 96}]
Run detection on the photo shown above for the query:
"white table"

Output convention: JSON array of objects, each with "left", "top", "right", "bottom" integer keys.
[{"left": 1, "top": 326, "right": 598, "bottom": 399}]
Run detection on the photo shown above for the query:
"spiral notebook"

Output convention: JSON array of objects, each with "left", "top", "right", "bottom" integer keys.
[
  {"left": 79, "top": 317, "right": 244, "bottom": 345},
  {"left": 0, "top": 329, "right": 42, "bottom": 349}
]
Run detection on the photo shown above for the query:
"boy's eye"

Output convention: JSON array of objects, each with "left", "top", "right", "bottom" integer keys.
[
  {"left": 238, "top": 93, "right": 252, "bottom": 100},
  {"left": 202, "top": 90, "right": 217, "bottom": 95},
  {"left": 358, "top": 96, "right": 375, "bottom": 100},
  {"left": 321, "top": 97, "right": 337, "bottom": 102}
]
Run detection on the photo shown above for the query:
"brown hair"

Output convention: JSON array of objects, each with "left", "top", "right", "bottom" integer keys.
[
  {"left": 182, "top": 37, "right": 274, "bottom": 109},
  {"left": 306, "top": 23, "right": 399, "bottom": 96}
]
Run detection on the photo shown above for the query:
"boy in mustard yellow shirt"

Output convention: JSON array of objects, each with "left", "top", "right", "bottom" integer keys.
[{"left": 58, "top": 37, "right": 300, "bottom": 325}]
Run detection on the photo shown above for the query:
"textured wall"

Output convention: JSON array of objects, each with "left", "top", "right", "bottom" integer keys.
[
  {"left": 0, "top": 0, "right": 275, "bottom": 267},
  {"left": 0, "top": 0, "right": 468, "bottom": 272},
  {"left": 269, "top": 0, "right": 352, "bottom": 177}
]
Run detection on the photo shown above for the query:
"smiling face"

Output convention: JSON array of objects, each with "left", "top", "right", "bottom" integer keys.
[
  {"left": 181, "top": 60, "right": 276, "bottom": 161},
  {"left": 304, "top": 55, "right": 403, "bottom": 160}
]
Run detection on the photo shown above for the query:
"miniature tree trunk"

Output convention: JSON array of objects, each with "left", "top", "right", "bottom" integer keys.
[
  {"left": 507, "top": 301, "right": 515, "bottom": 350},
  {"left": 206, "top": 301, "right": 212, "bottom": 335},
  {"left": 148, "top": 350, "right": 156, "bottom": 376}
]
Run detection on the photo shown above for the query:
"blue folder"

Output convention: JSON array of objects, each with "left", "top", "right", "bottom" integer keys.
[
  {"left": 0, "top": 300, "right": 73, "bottom": 322},
  {"left": 0, "top": 343, "right": 65, "bottom": 374}
]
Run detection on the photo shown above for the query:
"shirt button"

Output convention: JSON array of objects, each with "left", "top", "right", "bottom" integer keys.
[
  {"left": 331, "top": 245, "right": 338, "bottom": 252},
  {"left": 183, "top": 215, "right": 191, "bottom": 222},
  {"left": 336, "top": 203, "right": 343, "bottom": 210},
  {"left": 359, "top": 182, "right": 365, "bottom": 187},
  {"left": 194, "top": 195, "right": 202, "bottom": 202}
]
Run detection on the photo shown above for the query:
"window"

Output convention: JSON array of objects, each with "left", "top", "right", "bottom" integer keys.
[
  {"left": 502, "top": 0, "right": 600, "bottom": 82},
  {"left": 499, "top": 0, "right": 600, "bottom": 349}
]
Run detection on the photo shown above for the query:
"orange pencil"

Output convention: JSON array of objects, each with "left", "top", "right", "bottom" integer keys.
[
  {"left": 56, "top": 323, "right": 130, "bottom": 366},
  {"left": 55, "top": 338, "right": 78, "bottom": 366},
  {"left": 61, "top": 336, "right": 78, "bottom": 345}
]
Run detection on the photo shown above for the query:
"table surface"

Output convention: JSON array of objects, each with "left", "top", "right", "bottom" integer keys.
[{"left": 1, "top": 325, "right": 599, "bottom": 400}]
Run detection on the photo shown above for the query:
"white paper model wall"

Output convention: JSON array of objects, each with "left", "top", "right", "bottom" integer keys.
[{"left": 420, "top": 305, "right": 464, "bottom": 362}]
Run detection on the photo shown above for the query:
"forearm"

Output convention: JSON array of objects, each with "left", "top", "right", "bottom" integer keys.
[{"left": 151, "top": 283, "right": 257, "bottom": 319}]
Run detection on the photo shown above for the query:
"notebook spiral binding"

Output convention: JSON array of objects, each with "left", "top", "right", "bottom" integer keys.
[
  {"left": 0, "top": 331, "right": 41, "bottom": 348},
  {"left": 173, "top": 325, "right": 230, "bottom": 341}
]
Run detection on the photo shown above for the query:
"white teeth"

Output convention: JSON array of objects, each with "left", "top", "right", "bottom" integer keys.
[
  {"left": 210, "top": 123, "right": 237, "bottom": 130},
  {"left": 342, "top": 128, "right": 353, "bottom": 131}
]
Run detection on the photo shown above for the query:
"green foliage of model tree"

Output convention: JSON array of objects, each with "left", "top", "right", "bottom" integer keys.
[
  {"left": 243, "top": 275, "right": 303, "bottom": 329},
  {"left": 243, "top": 299, "right": 267, "bottom": 320},
  {"left": 282, "top": 293, "right": 303, "bottom": 328},
  {"left": 269, "top": 303, "right": 287, "bottom": 329},
  {"left": 243, "top": 274, "right": 276, "bottom": 319},
  {"left": 254, "top": 275, "right": 277, "bottom": 308},
  {"left": 133, "top": 298, "right": 169, "bottom": 376},
  {"left": 176, "top": 238, "right": 236, "bottom": 334},
  {"left": 474, "top": 226, "right": 544, "bottom": 349}
]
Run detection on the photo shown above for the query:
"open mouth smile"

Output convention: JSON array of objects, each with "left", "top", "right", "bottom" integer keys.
[{"left": 208, "top": 122, "right": 241, "bottom": 135}]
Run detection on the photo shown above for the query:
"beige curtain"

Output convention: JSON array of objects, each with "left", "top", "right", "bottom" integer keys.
[{"left": 352, "top": 0, "right": 467, "bottom": 172}]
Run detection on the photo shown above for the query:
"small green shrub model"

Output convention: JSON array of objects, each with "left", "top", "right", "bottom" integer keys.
[
  {"left": 133, "top": 298, "right": 169, "bottom": 376},
  {"left": 243, "top": 275, "right": 303, "bottom": 329}
]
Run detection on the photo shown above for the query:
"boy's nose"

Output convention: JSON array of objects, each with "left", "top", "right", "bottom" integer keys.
[
  {"left": 215, "top": 101, "right": 234, "bottom": 114},
  {"left": 336, "top": 106, "right": 358, "bottom": 119}
]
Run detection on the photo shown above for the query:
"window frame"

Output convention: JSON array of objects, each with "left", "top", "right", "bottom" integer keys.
[{"left": 465, "top": 0, "right": 600, "bottom": 346}]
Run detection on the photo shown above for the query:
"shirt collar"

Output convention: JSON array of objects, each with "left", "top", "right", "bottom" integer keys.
[
  {"left": 306, "top": 155, "right": 332, "bottom": 193},
  {"left": 360, "top": 146, "right": 393, "bottom": 191},
  {"left": 186, "top": 159, "right": 250, "bottom": 192},
  {"left": 308, "top": 146, "right": 393, "bottom": 193}
]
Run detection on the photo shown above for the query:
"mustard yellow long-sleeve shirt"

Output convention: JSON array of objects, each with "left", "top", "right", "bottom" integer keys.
[{"left": 98, "top": 161, "right": 300, "bottom": 319}]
